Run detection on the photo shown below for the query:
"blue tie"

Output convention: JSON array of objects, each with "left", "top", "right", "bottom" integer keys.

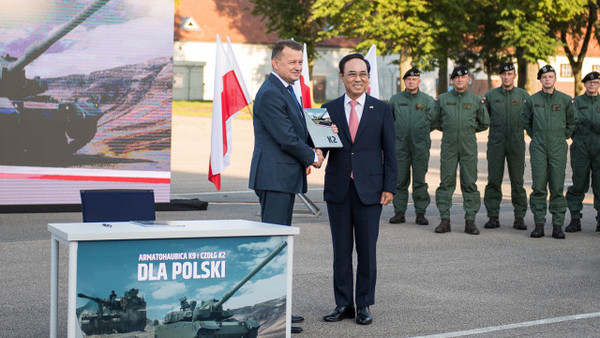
[{"left": 286, "top": 85, "right": 304, "bottom": 116}]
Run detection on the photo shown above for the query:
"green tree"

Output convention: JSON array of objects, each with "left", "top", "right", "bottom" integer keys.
[
  {"left": 248, "top": 0, "right": 324, "bottom": 75},
  {"left": 556, "top": 1, "right": 598, "bottom": 95},
  {"left": 312, "top": 0, "right": 436, "bottom": 93},
  {"left": 497, "top": 0, "right": 588, "bottom": 92}
]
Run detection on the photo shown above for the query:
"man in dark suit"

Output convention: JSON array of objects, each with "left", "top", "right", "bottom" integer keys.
[
  {"left": 249, "top": 40, "right": 323, "bottom": 334},
  {"left": 249, "top": 39, "right": 323, "bottom": 226},
  {"left": 321, "top": 53, "right": 397, "bottom": 325}
]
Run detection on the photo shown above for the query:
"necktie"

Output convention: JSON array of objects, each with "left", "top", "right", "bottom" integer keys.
[
  {"left": 349, "top": 100, "right": 358, "bottom": 142},
  {"left": 286, "top": 85, "right": 304, "bottom": 116}
]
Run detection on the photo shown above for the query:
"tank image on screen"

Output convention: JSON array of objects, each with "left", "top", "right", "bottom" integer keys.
[
  {"left": 77, "top": 288, "right": 147, "bottom": 335},
  {"left": 154, "top": 241, "right": 288, "bottom": 338},
  {"left": 0, "top": 0, "right": 110, "bottom": 164}
]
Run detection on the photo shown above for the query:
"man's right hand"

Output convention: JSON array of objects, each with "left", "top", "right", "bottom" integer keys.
[{"left": 312, "top": 149, "right": 324, "bottom": 168}]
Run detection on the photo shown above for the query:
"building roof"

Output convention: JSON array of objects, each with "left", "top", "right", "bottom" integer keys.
[{"left": 175, "top": 0, "right": 358, "bottom": 47}]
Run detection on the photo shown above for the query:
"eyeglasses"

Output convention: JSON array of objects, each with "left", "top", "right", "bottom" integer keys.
[
  {"left": 586, "top": 81, "right": 600, "bottom": 85},
  {"left": 345, "top": 71, "right": 369, "bottom": 80}
]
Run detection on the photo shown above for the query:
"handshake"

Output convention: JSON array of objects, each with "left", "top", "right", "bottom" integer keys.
[{"left": 312, "top": 149, "right": 324, "bottom": 168}]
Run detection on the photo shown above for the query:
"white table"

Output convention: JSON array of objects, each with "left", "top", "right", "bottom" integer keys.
[{"left": 49, "top": 219, "right": 299, "bottom": 338}]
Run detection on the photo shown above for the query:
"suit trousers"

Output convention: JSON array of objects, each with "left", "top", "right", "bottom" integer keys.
[
  {"left": 327, "top": 181, "right": 381, "bottom": 307},
  {"left": 255, "top": 190, "right": 295, "bottom": 226}
]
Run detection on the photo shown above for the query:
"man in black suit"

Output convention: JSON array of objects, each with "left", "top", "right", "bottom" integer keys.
[
  {"left": 248, "top": 39, "right": 323, "bottom": 334},
  {"left": 321, "top": 54, "right": 397, "bottom": 325}
]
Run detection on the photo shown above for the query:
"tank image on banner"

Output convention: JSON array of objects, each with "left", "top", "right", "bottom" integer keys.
[
  {"left": 76, "top": 236, "right": 289, "bottom": 338},
  {"left": 0, "top": 0, "right": 173, "bottom": 204}
]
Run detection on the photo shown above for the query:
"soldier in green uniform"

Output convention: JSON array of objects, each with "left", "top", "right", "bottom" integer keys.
[
  {"left": 565, "top": 71, "right": 600, "bottom": 233},
  {"left": 521, "top": 65, "right": 577, "bottom": 239},
  {"left": 432, "top": 65, "right": 490, "bottom": 235},
  {"left": 483, "top": 62, "right": 530, "bottom": 230},
  {"left": 388, "top": 68, "right": 435, "bottom": 225}
]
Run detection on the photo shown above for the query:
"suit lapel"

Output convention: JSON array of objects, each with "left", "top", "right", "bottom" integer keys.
[
  {"left": 270, "top": 75, "right": 308, "bottom": 136},
  {"left": 331, "top": 96, "right": 352, "bottom": 144}
]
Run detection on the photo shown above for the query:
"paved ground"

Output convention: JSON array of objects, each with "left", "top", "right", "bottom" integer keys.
[{"left": 2, "top": 115, "right": 600, "bottom": 337}]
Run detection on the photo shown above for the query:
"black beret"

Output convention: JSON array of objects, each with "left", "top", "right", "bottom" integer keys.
[
  {"left": 537, "top": 65, "right": 555, "bottom": 80},
  {"left": 403, "top": 67, "right": 421, "bottom": 79},
  {"left": 451, "top": 65, "right": 469, "bottom": 79},
  {"left": 582, "top": 71, "right": 600, "bottom": 83},
  {"left": 499, "top": 62, "right": 515, "bottom": 74}
]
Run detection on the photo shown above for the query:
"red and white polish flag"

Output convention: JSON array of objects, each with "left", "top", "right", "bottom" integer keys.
[{"left": 208, "top": 35, "right": 252, "bottom": 191}]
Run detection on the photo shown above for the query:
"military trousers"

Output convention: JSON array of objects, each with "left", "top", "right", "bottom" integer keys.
[
  {"left": 529, "top": 141, "right": 568, "bottom": 225},
  {"left": 435, "top": 147, "right": 480, "bottom": 220},
  {"left": 566, "top": 143, "right": 600, "bottom": 218},
  {"left": 484, "top": 139, "right": 527, "bottom": 217},
  {"left": 393, "top": 148, "right": 430, "bottom": 214}
]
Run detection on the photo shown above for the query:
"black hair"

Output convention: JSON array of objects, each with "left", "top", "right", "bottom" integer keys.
[{"left": 338, "top": 53, "right": 370, "bottom": 74}]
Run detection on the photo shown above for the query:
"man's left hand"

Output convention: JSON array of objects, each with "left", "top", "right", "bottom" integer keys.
[{"left": 380, "top": 191, "right": 393, "bottom": 205}]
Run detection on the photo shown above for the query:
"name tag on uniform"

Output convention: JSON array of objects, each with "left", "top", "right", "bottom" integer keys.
[
  {"left": 447, "top": 102, "right": 456, "bottom": 105},
  {"left": 552, "top": 104, "right": 561, "bottom": 111},
  {"left": 416, "top": 104, "right": 424, "bottom": 111},
  {"left": 463, "top": 103, "right": 472, "bottom": 109},
  {"left": 597, "top": 107, "right": 600, "bottom": 113},
  {"left": 511, "top": 99, "right": 520, "bottom": 106},
  {"left": 398, "top": 103, "right": 408, "bottom": 106},
  {"left": 495, "top": 99, "right": 503, "bottom": 103},
  {"left": 534, "top": 103, "right": 545, "bottom": 107},
  {"left": 580, "top": 106, "right": 588, "bottom": 110}
]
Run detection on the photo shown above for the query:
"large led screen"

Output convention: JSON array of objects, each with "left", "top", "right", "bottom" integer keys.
[{"left": 0, "top": 0, "right": 173, "bottom": 204}]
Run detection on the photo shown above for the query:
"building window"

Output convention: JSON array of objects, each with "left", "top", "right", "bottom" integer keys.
[
  {"left": 592, "top": 65, "right": 600, "bottom": 72},
  {"left": 560, "top": 64, "right": 572, "bottom": 77}
]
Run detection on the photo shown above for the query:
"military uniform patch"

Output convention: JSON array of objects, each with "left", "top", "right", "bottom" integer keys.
[
  {"left": 416, "top": 104, "right": 424, "bottom": 111},
  {"left": 597, "top": 106, "right": 600, "bottom": 113},
  {"left": 398, "top": 103, "right": 408, "bottom": 106},
  {"left": 447, "top": 102, "right": 456, "bottom": 105},
  {"left": 495, "top": 99, "right": 503, "bottom": 103},
  {"left": 463, "top": 103, "right": 472, "bottom": 109},
  {"left": 535, "top": 103, "right": 545, "bottom": 107},
  {"left": 552, "top": 104, "right": 561, "bottom": 111},
  {"left": 511, "top": 99, "right": 520, "bottom": 106}
]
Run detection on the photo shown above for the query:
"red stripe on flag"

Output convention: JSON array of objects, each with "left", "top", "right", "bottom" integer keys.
[
  {"left": 300, "top": 75, "right": 312, "bottom": 108},
  {"left": 208, "top": 163, "right": 221, "bottom": 191},
  {"left": 221, "top": 70, "right": 249, "bottom": 156},
  {"left": 0, "top": 173, "right": 170, "bottom": 183}
]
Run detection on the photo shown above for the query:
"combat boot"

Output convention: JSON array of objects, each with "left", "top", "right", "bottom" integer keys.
[
  {"left": 484, "top": 216, "right": 500, "bottom": 229},
  {"left": 552, "top": 224, "right": 565, "bottom": 239},
  {"left": 435, "top": 218, "right": 451, "bottom": 233},
  {"left": 513, "top": 217, "right": 527, "bottom": 230},
  {"left": 464, "top": 220, "right": 480, "bottom": 235},
  {"left": 530, "top": 223, "right": 545, "bottom": 238},
  {"left": 389, "top": 211, "right": 406, "bottom": 224},
  {"left": 565, "top": 218, "right": 581, "bottom": 232},
  {"left": 416, "top": 213, "right": 429, "bottom": 225}
]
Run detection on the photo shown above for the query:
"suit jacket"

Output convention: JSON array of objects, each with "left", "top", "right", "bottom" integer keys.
[
  {"left": 323, "top": 94, "right": 397, "bottom": 205},
  {"left": 249, "top": 73, "right": 315, "bottom": 194}
]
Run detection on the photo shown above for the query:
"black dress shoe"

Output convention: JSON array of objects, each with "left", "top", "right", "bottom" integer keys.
[
  {"left": 356, "top": 306, "right": 372, "bottom": 325},
  {"left": 291, "top": 315, "right": 304, "bottom": 323},
  {"left": 291, "top": 326, "right": 303, "bottom": 334},
  {"left": 323, "top": 305, "right": 355, "bottom": 322}
]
